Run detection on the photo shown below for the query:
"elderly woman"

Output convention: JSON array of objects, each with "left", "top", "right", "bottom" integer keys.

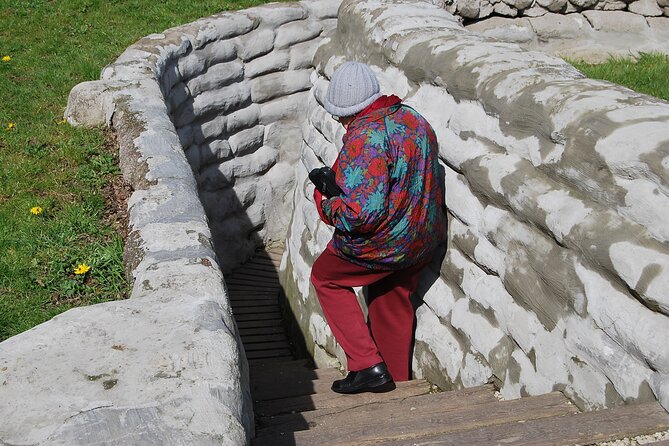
[{"left": 310, "top": 61, "right": 445, "bottom": 394}]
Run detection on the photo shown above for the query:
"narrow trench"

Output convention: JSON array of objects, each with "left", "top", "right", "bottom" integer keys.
[
  {"left": 221, "top": 246, "right": 669, "bottom": 446},
  {"left": 224, "top": 245, "right": 325, "bottom": 443},
  {"left": 226, "top": 246, "right": 295, "bottom": 364}
]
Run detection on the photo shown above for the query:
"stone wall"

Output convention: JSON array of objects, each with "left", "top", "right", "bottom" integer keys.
[
  {"left": 282, "top": 0, "right": 669, "bottom": 413},
  {"left": 428, "top": 0, "right": 669, "bottom": 21},
  {"left": 163, "top": 1, "right": 339, "bottom": 272},
  {"left": 466, "top": 11, "right": 669, "bottom": 62}
]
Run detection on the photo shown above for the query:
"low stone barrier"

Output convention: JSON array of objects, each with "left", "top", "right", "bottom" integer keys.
[
  {"left": 466, "top": 11, "right": 669, "bottom": 61},
  {"left": 282, "top": 0, "right": 669, "bottom": 413},
  {"left": 428, "top": 0, "right": 669, "bottom": 21}
]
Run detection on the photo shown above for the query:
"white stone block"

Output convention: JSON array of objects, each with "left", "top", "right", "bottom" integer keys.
[
  {"left": 250, "top": 70, "right": 312, "bottom": 103},
  {"left": 186, "top": 60, "right": 244, "bottom": 97},
  {"left": 301, "top": 0, "right": 343, "bottom": 19},
  {"left": 564, "top": 314, "right": 654, "bottom": 402},
  {"left": 244, "top": 50, "right": 290, "bottom": 79},
  {"left": 275, "top": 19, "right": 323, "bottom": 49},
  {"left": 178, "top": 40, "right": 237, "bottom": 80},
  {"left": 609, "top": 242, "right": 669, "bottom": 314},
  {"left": 200, "top": 182, "right": 256, "bottom": 221},
  {"left": 467, "top": 17, "right": 535, "bottom": 42},
  {"left": 421, "top": 278, "right": 458, "bottom": 320},
  {"left": 303, "top": 122, "right": 338, "bottom": 166},
  {"left": 629, "top": 0, "right": 664, "bottom": 15},
  {"left": 415, "top": 306, "right": 465, "bottom": 380},
  {"left": 188, "top": 82, "right": 252, "bottom": 122},
  {"left": 64, "top": 80, "right": 117, "bottom": 127},
  {"left": 161, "top": 63, "right": 181, "bottom": 93},
  {"left": 259, "top": 91, "right": 310, "bottom": 124},
  {"left": 445, "top": 169, "right": 486, "bottom": 228},
  {"left": 199, "top": 139, "right": 233, "bottom": 168},
  {"left": 451, "top": 298, "right": 506, "bottom": 359},
  {"left": 194, "top": 13, "right": 256, "bottom": 49},
  {"left": 536, "top": 189, "right": 593, "bottom": 243},
  {"left": 529, "top": 13, "right": 594, "bottom": 39},
  {"left": 177, "top": 125, "right": 194, "bottom": 148},
  {"left": 229, "top": 125, "right": 265, "bottom": 156},
  {"left": 289, "top": 40, "right": 321, "bottom": 70},
  {"left": 245, "top": 3, "right": 307, "bottom": 27},
  {"left": 575, "top": 262, "right": 669, "bottom": 374},
  {"left": 226, "top": 104, "right": 261, "bottom": 134},
  {"left": 197, "top": 115, "right": 228, "bottom": 144},
  {"left": 167, "top": 82, "right": 191, "bottom": 112},
  {"left": 582, "top": 10, "right": 649, "bottom": 32},
  {"left": 234, "top": 28, "right": 275, "bottom": 62},
  {"left": 651, "top": 372, "right": 669, "bottom": 413}
]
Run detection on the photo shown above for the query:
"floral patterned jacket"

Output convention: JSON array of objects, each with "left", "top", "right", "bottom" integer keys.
[{"left": 318, "top": 99, "right": 445, "bottom": 270}]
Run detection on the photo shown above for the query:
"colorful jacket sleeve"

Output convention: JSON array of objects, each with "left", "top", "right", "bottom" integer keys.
[{"left": 321, "top": 126, "right": 390, "bottom": 234}]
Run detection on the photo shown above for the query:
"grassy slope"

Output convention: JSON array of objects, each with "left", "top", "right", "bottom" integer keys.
[
  {"left": 0, "top": 0, "right": 281, "bottom": 341},
  {"left": 570, "top": 52, "right": 669, "bottom": 102}
]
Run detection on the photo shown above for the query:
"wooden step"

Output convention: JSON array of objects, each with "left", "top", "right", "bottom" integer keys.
[
  {"left": 229, "top": 292, "right": 282, "bottom": 299},
  {"left": 227, "top": 276, "right": 281, "bottom": 287},
  {"left": 246, "top": 349, "right": 293, "bottom": 360},
  {"left": 254, "top": 379, "right": 433, "bottom": 418},
  {"left": 236, "top": 319, "right": 283, "bottom": 329},
  {"left": 228, "top": 269, "right": 279, "bottom": 280},
  {"left": 244, "top": 341, "right": 292, "bottom": 351},
  {"left": 256, "top": 384, "right": 499, "bottom": 437},
  {"left": 372, "top": 400, "right": 669, "bottom": 446},
  {"left": 253, "top": 391, "right": 577, "bottom": 446},
  {"left": 232, "top": 305, "right": 280, "bottom": 314},
  {"left": 238, "top": 326, "right": 286, "bottom": 336},
  {"left": 231, "top": 299, "right": 279, "bottom": 308},
  {"left": 242, "top": 333, "right": 288, "bottom": 344},
  {"left": 228, "top": 284, "right": 281, "bottom": 292}
]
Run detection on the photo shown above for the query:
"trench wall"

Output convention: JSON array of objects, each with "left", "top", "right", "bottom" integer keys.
[
  {"left": 164, "top": 2, "right": 339, "bottom": 272},
  {"left": 282, "top": 0, "right": 669, "bottom": 413}
]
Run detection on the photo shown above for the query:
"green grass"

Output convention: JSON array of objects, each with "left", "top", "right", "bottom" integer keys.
[
  {"left": 570, "top": 52, "right": 669, "bottom": 102},
  {"left": 0, "top": 0, "right": 283, "bottom": 341}
]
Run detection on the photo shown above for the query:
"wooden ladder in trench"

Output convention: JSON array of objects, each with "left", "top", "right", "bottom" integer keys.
[{"left": 227, "top": 247, "right": 669, "bottom": 446}]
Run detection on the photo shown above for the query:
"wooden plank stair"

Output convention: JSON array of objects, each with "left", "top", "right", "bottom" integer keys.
[{"left": 228, "top": 247, "right": 669, "bottom": 446}]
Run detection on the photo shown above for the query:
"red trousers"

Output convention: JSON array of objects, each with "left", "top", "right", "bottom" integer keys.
[{"left": 310, "top": 245, "right": 427, "bottom": 381}]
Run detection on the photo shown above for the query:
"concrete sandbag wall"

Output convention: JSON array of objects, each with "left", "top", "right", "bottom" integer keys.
[
  {"left": 281, "top": 0, "right": 669, "bottom": 413},
  {"left": 161, "top": 1, "right": 339, "bottom": 272}
]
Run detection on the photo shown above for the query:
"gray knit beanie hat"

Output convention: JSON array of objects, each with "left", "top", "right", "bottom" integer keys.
[{"left": 324, "top": 61, "right": 382, "bottom": 117}]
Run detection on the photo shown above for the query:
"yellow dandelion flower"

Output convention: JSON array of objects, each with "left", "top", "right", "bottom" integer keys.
[
  {"left": 30, "top": 206, "right": 43, "bottom": 215},
  {"left": 6, "top": 122, "right": 15, "bottom": 131},
  {"left": 1, "top": 55, "right": 10, "bottom": 62},
  {"left": 56, "top": 119, "right": 67, "bottom": 125},
  {"left": 74, "top": 263, "right": 91, "bottom": 275}
]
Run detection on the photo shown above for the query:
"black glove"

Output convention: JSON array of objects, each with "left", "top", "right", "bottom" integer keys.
[{"left": 309, "top": 166, "right": 343, "bottom": 198}]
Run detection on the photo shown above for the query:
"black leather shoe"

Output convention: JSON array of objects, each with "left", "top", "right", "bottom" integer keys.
[{"left": 331, "top": 362, "right": 395, "bottom": 394}]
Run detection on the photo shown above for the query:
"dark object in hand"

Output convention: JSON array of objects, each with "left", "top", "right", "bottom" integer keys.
[{"left": 309, "top": 167, "right": 344, "bottom": 198}]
